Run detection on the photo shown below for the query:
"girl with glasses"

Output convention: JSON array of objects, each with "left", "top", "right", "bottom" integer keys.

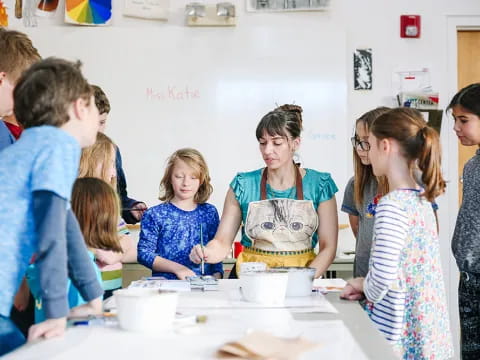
[{"left": 341, "top": 107, "right": 390, "bottom": 278}]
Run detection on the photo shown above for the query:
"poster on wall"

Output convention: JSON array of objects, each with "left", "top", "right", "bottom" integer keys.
[
  {"left": 123, "top": 0, "right": 169, "bottom": 20},
  {"left": 354, "top": 48, "right": 372, "bottom": 90},
  {"left": 65, "top": 0, "right": 112, "bottom": 26},
  {"left": 246, "top": 0, "right": 330, "bottom": 12}
]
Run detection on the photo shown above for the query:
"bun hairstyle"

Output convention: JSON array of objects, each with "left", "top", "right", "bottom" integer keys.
[
  {"left": 370, "top": 107, "right": 446, "bottom": 202},
  {"left": 256, "top": 104, "right": 303, "bottom": 140},
  {"left": 447, "top": 83, "right": 480, "bottom": 117}
]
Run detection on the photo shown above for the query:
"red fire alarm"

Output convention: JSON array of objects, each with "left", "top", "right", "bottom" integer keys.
[{"left": 400, "top": 15, "right": 421, "bottom": 38}]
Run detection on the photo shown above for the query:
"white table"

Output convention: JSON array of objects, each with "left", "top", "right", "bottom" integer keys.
[{"left": 5, "top": 280, "right": 395, "bottom": 359}]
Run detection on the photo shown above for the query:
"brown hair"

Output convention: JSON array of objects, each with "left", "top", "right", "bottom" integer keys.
[
  {"left": 370, "top": 107, "right": 446, "bottom": 202},
  {"left": 256, "top": 104, "right": 303, "bottom": 140},
  {"left": 14, "top": 57, "right": 93, "bottom": 129},
  {"left": 160, "top": 148, "right": 213, "bottom": 204},
  {"left": 353, "top": 107, "right": 390, "bottom": 206},
  {"left": 0, "top": 28, "right": 40, "bottom": 82},
  {"left": 447, "top": 83, "right": 480, "bottom": 117},
  {"left": 92, "top": 84, "right": 111, "bottom": 115},
  {"left": 72, "top": 178, "right": 122, "bottom": 252},
  {"left": 79, "top": 132, "right": 117, "bottom": 188}
]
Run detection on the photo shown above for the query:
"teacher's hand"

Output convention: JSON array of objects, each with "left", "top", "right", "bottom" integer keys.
[{"left": 189, "top": 244, "right": 208, "bottom": 264}]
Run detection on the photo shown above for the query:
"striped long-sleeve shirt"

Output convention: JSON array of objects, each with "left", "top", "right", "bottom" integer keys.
[
  {"left": 363, "top": 189, "right": 453, "bottom": 359},
  {"left": 364, "top": 199, "right": 408, "bottom": 343}
]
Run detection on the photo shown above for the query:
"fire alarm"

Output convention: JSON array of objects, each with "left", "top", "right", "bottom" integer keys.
[{"left": 400, "top": 15, "right": 421, "bottom": 38}]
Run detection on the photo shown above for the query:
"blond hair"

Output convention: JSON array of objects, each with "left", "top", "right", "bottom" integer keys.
[
  {"left": 160, "top": 148, "right": 213, "bottom": 204},
  {"left": 79, "top": 132, "right": 117, "bottom": 188},
  {"left": 72, "top": 178, "right": 122, "bottom": 252},
  {"left": 0, "top": 28, "right": 40, "bottom": 82}
]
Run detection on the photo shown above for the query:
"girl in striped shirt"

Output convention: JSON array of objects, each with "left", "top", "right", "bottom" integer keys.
[{"left": 341, "top": 108, "right": 453, "bottom": 359}]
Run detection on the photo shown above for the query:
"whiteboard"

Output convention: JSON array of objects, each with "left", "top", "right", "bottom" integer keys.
[{"left": 10, "top": 2, "right": 348, "bottom": 212}]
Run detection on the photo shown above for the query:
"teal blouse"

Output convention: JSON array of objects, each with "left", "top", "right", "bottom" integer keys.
[{"left": 230, "top": 168, "right": 338, "bottom": 248}]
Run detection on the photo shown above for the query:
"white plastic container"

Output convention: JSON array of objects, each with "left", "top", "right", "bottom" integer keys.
[
  {"left": 274, "top": 267, "right": 316, "bottom": 297},
  {"left": 239, "top": 261, "right": 267, "bottom": 274},
  {"left": 114, "top": 288, "right": 178, "bottom": 333},
  {"left": 239, "top": 270, "right": 289, "bottom": 305}
]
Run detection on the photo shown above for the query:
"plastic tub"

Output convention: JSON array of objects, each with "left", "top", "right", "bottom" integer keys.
[
  {"left": 273, "top": 267, "right": 316, "bottom": 297},
  {"left": 114, "top": 288, "right": 178, "bottom": 333}
]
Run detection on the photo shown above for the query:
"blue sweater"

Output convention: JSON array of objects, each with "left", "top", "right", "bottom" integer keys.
[{"left": 138, "top": 202, "right": 223, "bottom": 279}]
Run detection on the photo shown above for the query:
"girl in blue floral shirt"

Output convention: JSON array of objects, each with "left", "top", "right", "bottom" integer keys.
[{"left": 138, "top": 148, "right": 223, "bottom": 280}]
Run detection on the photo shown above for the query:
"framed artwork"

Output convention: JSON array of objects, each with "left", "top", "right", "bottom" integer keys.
[{"left": 354, "top": 48, "right": 372, "bottom": 90}]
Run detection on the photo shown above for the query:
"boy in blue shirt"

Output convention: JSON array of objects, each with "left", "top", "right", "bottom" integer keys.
[{"left": 0, "top": 58, "right": 104, "bottom": 356}]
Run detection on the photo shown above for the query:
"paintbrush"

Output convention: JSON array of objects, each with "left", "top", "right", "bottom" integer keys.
[{"left": 200, "top": 223, "right": 204, "bottom": 275}]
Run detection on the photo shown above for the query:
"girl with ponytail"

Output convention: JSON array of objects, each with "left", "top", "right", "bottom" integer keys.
[{"left": 341, "top": 108, "right": 453, "bottom": 359}]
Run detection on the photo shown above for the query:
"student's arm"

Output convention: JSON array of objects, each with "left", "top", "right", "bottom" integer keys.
[
  {"left": 94, "top": 248, "right": 123, "bottom": 265},
  {"left": 190, "top": 188, "right": 242, "bottom": 264},
  {"left": 137, "top": 211, "right": 194, "bottom": 279},
  {"left": 94, "top": 233, "right": 137, "bottom": 265},
  {"left": 348, "top": 215, "right": 359, "bottom": 238},
  {"left": 341, "top": 178, "right": 359, "bottom": 238},
  {"left": 118, "top": 233, "right": 137, "bottom": 263},
  {"left": 27, "top": 191, "right": 69, "bottom": 340},
  {"left": 65, "top": 209, "right": 103, "bottom": 307},
  {"left": 151, "top": 257, "right": 195, "bottom": 280},
  {"left": 115, "top": 147, "right": 146, "bottom": 224},
  {"left": 362, "top": 201, "right": 407, "bottom": 303},
  {"left": 309, "top": 196, "right": 339, "bottom": 278}
]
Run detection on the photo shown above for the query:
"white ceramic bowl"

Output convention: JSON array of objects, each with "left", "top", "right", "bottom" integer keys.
[
  {"left": 239, "top": 270, "right": 289, "bottom": 305},
  {"left": 114, "top": 288, "right": 178, "bottom": 333},
  {"left": 274, "top": 267, "right": 316, "bottom": 297}
]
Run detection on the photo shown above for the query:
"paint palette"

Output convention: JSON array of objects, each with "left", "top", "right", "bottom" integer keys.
[
  {"left": 65, "top": 0, "right": 112, "bottom": 25},
  {"left": 186, "top": 275, "right": 219, "bottom": 291}
]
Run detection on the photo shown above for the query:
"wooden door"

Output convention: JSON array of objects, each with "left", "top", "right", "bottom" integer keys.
[{"left": 457, "top": 31, "right": 480, "bottom": 203}]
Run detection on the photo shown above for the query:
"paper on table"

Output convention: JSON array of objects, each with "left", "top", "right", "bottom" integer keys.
[
  {"left": 217, "top": 330, "right": 319, "bottom": 359},
  {"left": 312, "top": 278, "right": 347, "bottom": 292},
  {"left": 129, "top": 279, "right": 191, "bottom": 292}
]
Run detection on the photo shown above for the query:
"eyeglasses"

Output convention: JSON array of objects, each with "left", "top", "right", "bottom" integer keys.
[{"left": 350, "top": 136, "right": 370, "bottom": 151}]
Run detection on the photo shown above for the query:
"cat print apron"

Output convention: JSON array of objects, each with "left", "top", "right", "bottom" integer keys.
[{"left": 236, "top": 166, "right": 318, "bottom": 269}]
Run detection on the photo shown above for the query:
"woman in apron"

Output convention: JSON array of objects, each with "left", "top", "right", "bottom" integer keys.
[{"left": 190, "top": 105, "right": 338, "bottom": 278}]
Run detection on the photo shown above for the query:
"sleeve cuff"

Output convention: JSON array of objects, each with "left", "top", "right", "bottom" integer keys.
[
  {"left": 78, "top": 279, "right": 104, "bottom": 303},
  {"left": 43, "top": 295, "right": 69, "bottom": 319},
  {"left": 341, "top": 204, "right": 359, "bottom": 216}
]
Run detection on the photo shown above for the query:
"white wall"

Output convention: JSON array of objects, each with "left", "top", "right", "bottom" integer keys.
[{"left": 6, "top": 0, "right": 480, "bottom": 357}]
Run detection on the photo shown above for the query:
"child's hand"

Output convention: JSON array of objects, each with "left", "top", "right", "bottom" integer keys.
[
  {"left": 175, "top": 267, "right": 196, "bottom": 280},
  {"left": 340, "top": 277, "right": 365, "bottom": 301},
  {"left": 340, "top": 284, "right": 365, "bottom": 301},
  {"left": 212, "top": 272, "right": 223, "bottom": 280},
  {"left": 28, "top": 317, "right": 67, "bottom": 341},
  {"left": 189, "top": 244, "right": 207, "bottom": 264},
  {"left": 68, "top": 297, "right": 103, "bottom": 318},
  {"left": 130, "top": 202, "right": 147, "bottom": 221}
]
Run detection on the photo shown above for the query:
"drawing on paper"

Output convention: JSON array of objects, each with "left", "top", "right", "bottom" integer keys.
[{"left": 354, "top": 48, "right": 372, "bottom": 90}]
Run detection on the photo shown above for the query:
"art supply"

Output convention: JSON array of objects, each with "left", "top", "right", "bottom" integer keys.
[
  {"left": 273, "top": 267, "right": 315, "bottom": 297},
  {"left": 122, "top": 207, "right": 147, "bottom": 212},
  {"left": 186, "top": 275, "right": 219, "bottom": 291},
  {"left": 69, "top": 314, "right": 118, "bottom": 327},
  {"left": 114, "top": 288, "right": 178, "bottom": 333},
  {"left": 200, "top": 223, "right": 204, "bottom": 276}
]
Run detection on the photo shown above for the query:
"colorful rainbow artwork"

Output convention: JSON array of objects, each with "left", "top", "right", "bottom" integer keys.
[
  {"left": 0, "top": 1, "right": 8, "bottom": 27},
  {"left": 65, "top": 0, "right": 112, "bottom": 26}
]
